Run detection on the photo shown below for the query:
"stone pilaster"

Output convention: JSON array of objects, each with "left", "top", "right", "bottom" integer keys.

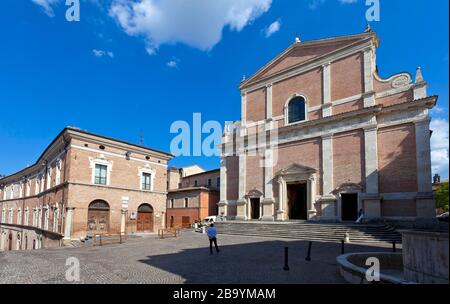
[
  {"left": 363, "top": 125, "right": 381, "bottom": 218},
  {"left": 266, "top": 84, "right": 273, "bottom": 119},
  {"left": 321, "top": 134, "right": 334, "bottom": 196},
  {"left": 363, "top": 49, "right": 375, "bottom": 107},
  {"left": 322, "top": 63, "right": 332, "bottom": 117},
  {"left": 276, "top": 177, "right": 286, "bottom": 221},
  {"left": 63, "top": 207, "right": 75, "bottom": 241},
  {"left": 218, "top": 158, "right": 229, "bottom": 218},
  {"left": 262, "top": 148, "right": 275, "bottom": 221},
  {"left": 414, "top": 119, "right": 435, "bottom": 218}
]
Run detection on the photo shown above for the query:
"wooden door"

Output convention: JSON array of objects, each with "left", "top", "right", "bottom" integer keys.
[
  {"left": 181, "top": 216, "right": 190, "bottom": 228},
  {"left": 87, "top": 209, "right": 110, "bottom": 235},
  {"left": 137, "top": 212, "right": 153, "bottom": 232}
]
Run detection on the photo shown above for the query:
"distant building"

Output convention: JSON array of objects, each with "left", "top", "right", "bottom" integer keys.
[
  {"left": 166, "top": 167, "right": 220, "bottom": 228},
  {"left": 0, "top": 127, "right": 173, "bottom": 251}
]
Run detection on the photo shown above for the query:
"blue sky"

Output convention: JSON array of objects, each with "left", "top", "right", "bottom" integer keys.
[{"left": 0, "top": 0, "right": 448, "bottom": 179}]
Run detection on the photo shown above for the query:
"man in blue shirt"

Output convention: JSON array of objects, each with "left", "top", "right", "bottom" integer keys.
[{"left": 207, "top": 223, "right": 220, "bottom": 255}]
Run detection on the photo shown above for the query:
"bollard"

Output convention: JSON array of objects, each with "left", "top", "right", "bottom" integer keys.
[
  {"left": 341, "top": 239, "right": 345, "bottom": 254},
  {"left": 202, "top": 226, "right": 206, "bottom": 234},
  {"left": 305, "top": 241, "right": 312, "bottom": 261},
  {"left": 392, "top": 241, "right": 396, "bottom": 253},
  {"left": 283, "top": 247, "right": 290, "bottom": 271}
]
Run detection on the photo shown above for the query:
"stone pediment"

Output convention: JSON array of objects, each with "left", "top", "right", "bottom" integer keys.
[
  {"left": 332, "top": 183, "right": 363, "bottom": 194},
  {"left": 275, "top": 164, "right": 317, "bottom": 176},
  {"left": 247, "top": 189, "right": 263, "bottom": 198},
  {"left": 240, "top": 32, "right": 377, "bottom": 88}
]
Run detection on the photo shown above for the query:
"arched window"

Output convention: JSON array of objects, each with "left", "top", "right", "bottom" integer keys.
[
  {"left": 287, "top": 96, "right": 306, "bottom": 124},
  {"left": 88, "top": 200, "right": 110, "bottom": 210}
]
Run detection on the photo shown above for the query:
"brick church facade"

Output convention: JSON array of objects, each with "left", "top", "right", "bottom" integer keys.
[
  {"left": 0, "top": 127, "right": 173, "bottom": 250},
  {"left": 218, "top": 31, "right": 438, "bottom": 222}
]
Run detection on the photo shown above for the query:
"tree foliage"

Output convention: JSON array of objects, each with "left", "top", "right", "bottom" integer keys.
[{"left": 436, "top": 182, "right": 449, "bottom": 212}]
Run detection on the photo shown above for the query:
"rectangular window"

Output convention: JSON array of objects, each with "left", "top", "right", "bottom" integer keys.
[
  {"left": 1, "top": 208, "right": 5, "bottom": 223},
  {"left": 17, "top": 208, "right": 22, "bottom": 225},
  {"left": 216, "top": 177, "right": 220, "bottom": 188},
  {"left": 94, "top": 164, "right": 107, "bottom": 185},
  {"left": 24, "top": 208, "right": 29, "bottom": 226},
  {"left": 8, "top": 209, "right": 13, "bottom": 224},
  {"left": 184, "top": 198, "right": 189, "bottom": 208},
  {"left": 207, "top": 179, "right": 212, "bottom": 187},
  {"left": 142, "top": 173, "right": 152, "bottom": 190},
  {"left": 194, "top": 180, "right": 198, "bottom": 187}
]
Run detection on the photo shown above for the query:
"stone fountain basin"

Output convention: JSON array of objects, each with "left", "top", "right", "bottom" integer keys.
[{"left": 337, "top": 252, "right": 413, "bottom": 284}]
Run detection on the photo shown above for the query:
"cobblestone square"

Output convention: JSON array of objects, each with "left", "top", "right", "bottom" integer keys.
[{"left": 0, "top": 231, "right": 395, "bottom": 284}]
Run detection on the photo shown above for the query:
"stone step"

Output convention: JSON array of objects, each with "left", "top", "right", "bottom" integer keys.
[{"left": 214, "top": 222, "right": 402, "bottom": 244}]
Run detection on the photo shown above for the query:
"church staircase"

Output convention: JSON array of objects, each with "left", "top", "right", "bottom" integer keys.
[{"left": 214, "top": 221, "right": 402, "bottom": 244}]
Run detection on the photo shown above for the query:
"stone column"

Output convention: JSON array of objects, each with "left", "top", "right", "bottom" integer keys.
[
  {"left": 415, "top": 119, "right": 435, "bottom": 218},
  {"left": 120, "top": 210, "right": 126, "bottom": 235},
  {"left": 276, "top": 177, "right": 286, "bottom": 221},
  {"left": 307, "top": 175, "right": 317, "bottom": 219},
  {"left": 322, "top": 63, "right": 332, "bottom": 117},
  {"left": 63, "top": 207, "right": 74, "bottom": 240},
  {"left": 236, "top": 139, "right": 248, "bottom": 220},
  {"left": 218, "top": 158, "right": 229, "bottom": 218}
]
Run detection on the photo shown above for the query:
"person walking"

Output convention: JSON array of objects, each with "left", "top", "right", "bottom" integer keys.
[
  {"left": 356, "top": 209, "right": 364, "bottom": 223},
  {"left": 207, "top": 223, "right": 220, "bottom": 255}
]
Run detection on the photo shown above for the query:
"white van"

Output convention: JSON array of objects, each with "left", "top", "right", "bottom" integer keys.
[{"left": 203, "top": 216, "right": 217, "bottom": 226}]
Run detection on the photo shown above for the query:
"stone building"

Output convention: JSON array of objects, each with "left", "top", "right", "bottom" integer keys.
[
  {"left": 0, "top": 127, "right": 173, "bottom": 250},
  {"left": 166, "top": 167, "right": 220, "bottom": 228},
  {"left": 219, "top": 31, "right": 438, "bottom": 223}
]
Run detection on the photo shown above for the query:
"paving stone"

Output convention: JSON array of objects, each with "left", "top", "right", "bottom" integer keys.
[{"left": 0, "top": 231, "right": 395, "bottom": 284}]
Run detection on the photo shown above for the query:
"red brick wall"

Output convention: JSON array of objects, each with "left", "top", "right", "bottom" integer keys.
[
  {"left": 332, "top": 98, "right": 364, "bottom": 115},
  {"left": 274, "top": 138, "right": 322, "bottom": 196},
  {"left": 226, "top": 156, "right": 239, "bottom": 200},
  {"left": 333, "top": 129, "right": 365, "bottom": 189},
  {"left": 246, "top": 87, "right": 266, "bottom": 122},
  {"left": 376, "top": 91, "right": 413, "bottom": 107},
  {"left": 166, "top": 208, "right": 199, "bottom": 227},
  {"left": 258, "top": 41, "right": 354, "bottom": 80},
  {"left": 378, "top": 123, "right": 418, "bottom": 193},
  {"left": 272, "top": 67, "right": 323, "bottom": 118},
  {"left": 330, "top": 53, "right": 364, "bottom": 101},
  {"left": 381, "top": 199, "right": 416, "bottom": 217},
  {"left": 246, "top": 153, "right": 264, "bottom": 193}
]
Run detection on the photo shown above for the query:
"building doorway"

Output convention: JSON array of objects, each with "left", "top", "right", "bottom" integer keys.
[
  {"left": 87, "top": 200, "right": 110, "bottom": 235},
  {"left": 341, "top": 193, "right": 358, "bottom": 221},
  {"left": 8, "top": 233, "right": 12, "bottom": 251},
  {"left": 250, "top": 198, "right": 260, "bottom": 220},
  {"left": 181, "top": 216, "right": 190, "bottom": 228},
  {"left": 287, "top": 182, "right": 307, "bottom": 220},
  {"left": 137, "top": 204, "right": 154, "bottom": 232}
]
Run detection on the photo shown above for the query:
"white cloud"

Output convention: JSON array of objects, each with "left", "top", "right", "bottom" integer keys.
[
  {"left": 109, "top": 0, "right": 272, "bottom": 54},
  {"left": 264, "top": 19, "right": 281, "bottom": 38},
  {"left": 309, "top": 0, "right": 325, "bottom": 10},
  {"left": 430, "top": 118, "right": 450, "bottom": 178},
  {"left": 167, "top": 60, "right": 177, "bottom": 68},
  {"left": 92, "top": 49, "right": 114, "bottom": 58},
  {"left": 309, "top": 0, "right": 357, "bottom": 10},
  {"left": 32, "top": 0, "right": 60, "bottom": 17}
]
